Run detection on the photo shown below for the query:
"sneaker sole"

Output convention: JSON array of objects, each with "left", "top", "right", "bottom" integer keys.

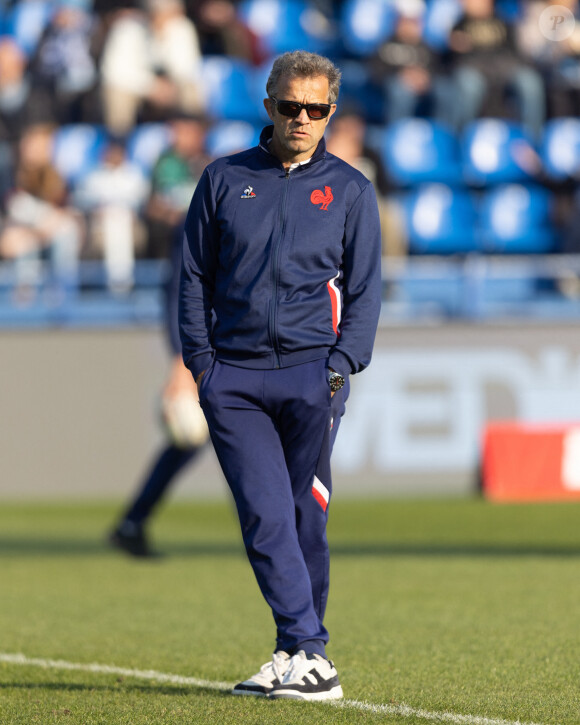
[
  {"left": 231, "top": 687, "right": 270, "bottom": 697},
  {"left": 268, "top": 685, "right": 343, "bottom": 701}
]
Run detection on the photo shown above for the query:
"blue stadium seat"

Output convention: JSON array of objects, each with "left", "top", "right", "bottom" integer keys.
[
  {"left": 422, "top": 0, "right": 462, "bottom": 51},
  {"left": 239, "top": 0, "right": 334, "bottom": 56},
  {"left": 4, "top": 0, "right": 54, "bottom": 56},
  {"left": 462, "top": 119, "right": 537, "bottom": 186},
  {"left": 205, "top": 120, "right": 261, "bottom": 158},
  {"left": 201, "top": 56, "right": 262, "bottom": 123},
  {"left": 339, "top": 0, "right": 396, "bottom": 56},
  {"left": 478, "top": 184, "right": 557, "bottom": 254},
  {"left": 401, "top": 183, "right": 478, "bottom": 254},
  {"left": 381, "top": 119, "right": 463, "bottom": 187},
  {"left": 541, "top": 117, "right": 580, "bottom": 181},
  {"left": 126, "top": 123, "right": 172, "bottom": 174},
  {"left": 52, "top": 124, "right": 107, "bottom": 184}
]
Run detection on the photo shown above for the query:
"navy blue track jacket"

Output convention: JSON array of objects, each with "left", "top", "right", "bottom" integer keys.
[{"left": 179, "top": 125, "right": 382, "bottom": 380}]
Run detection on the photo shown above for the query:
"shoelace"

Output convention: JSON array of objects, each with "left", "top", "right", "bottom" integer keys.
[
  {"left": 271, "top": 651, "right": 289, "bottom": 683},
  {"left": 280, "top": 651, "right": 315, "bottom": 684}
]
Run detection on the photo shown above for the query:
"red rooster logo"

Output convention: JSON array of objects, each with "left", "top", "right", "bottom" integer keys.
[{"left": 310, "top": 186, "right": 333, "bottom": 210}]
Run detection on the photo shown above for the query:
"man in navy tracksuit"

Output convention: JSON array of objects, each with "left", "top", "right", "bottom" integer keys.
[{"left": 179, "top": 51, "right": 382, "bottom": 701}]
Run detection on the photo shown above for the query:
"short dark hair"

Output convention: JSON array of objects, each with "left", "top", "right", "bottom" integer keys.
[{"left": 266, "top": 51, "right": 341, "bottom": 104}]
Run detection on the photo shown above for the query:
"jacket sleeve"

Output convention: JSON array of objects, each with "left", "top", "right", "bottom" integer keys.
[
  {"left": 164, "top": 223, "right": 185, "bottom": 356},
  {"left": 179, "top": 167, "right": 219, "bottom": 379},
  {"left": 327, "top": 182, "right": 382, "bottom": 377}
]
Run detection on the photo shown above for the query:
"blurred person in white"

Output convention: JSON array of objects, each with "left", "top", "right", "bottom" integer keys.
[
  {"left": 448, "top": 0, "right": 546, "bottom": 140},
  {"left": 72, "top": 138, "right": 150, "bottom": 292},
  {"left": 145, "top": 113, "right": 210, "bottom": 259},
  {"left": 99, "top": 0, "right": 205, "bottom": 138},
  {"left": 325, "top": 111, "right": 407, "bottom": 257},
  {"left": 0, "top": 124, "right": 83, "bottom": 300}
]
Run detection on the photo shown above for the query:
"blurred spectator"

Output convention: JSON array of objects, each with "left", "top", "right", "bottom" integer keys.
[
  {"left": 326, "top": 112, "right": 406, "bottom": 257},
  {"left": 145, "top": 114, "right": 210, "bottom": 259},
  {"left": 0, "top": 124, "right": 83, "bottom": 296},
  {"left": 447, "top": 0, "right": 546, "bottom": 139},
  {"left": 0, "top": 37, "right": 29, "bottom": 139},
  {"left": 0, "top": 37, "right": 51, "bottom": 141},
  {"left": 518, "top": 0, "right": 580, "bottom": 119},
  {"left": 369, "top": 0, "right": 453, "bottom": 126},
  {"left": 192, "top": 0, "right": 267, "bottom": 65},
  {"left": 99, "top": 0, "right": 205, "bottom": 138},
  {"left": 108, "top": 224, "right": 210, "bottom": 558},
  {"left": 28, "top": 0, "right": 100, "bottom": 125},
  {"left": 326, "top": 112, "right": 389, "bottom": 194},
  {"left": 72, "top": 138, "right": 150, "bottom": 292}
]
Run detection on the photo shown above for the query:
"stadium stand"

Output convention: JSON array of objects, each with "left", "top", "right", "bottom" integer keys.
[{"left": 0, "top": 0, "right": 580, "bottom": 325}]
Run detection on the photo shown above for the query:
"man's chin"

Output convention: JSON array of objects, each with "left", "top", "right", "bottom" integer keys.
[{"left": 286, "top": 138, "right": 312, "bottom": 153}]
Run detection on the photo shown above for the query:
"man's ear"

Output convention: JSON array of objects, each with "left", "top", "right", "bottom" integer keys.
[
  {"left": 264, "top": 98, "right": 275, "bottom": 121},
  {"left": 325, "top": 104, "right": 337, "bottom": 126}
]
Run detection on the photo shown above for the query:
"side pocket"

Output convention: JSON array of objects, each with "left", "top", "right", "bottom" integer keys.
[{"left": 197, "top": 359, "right": 217, "bottom": 404}]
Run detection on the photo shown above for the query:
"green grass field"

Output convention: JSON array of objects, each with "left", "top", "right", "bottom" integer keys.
[{"left": 0, "top": 498, "right": 579, "bottom": 725}]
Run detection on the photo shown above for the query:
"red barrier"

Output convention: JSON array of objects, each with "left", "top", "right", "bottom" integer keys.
[{"left": 482, "top": 422, "right": 580, "bottom": 501}]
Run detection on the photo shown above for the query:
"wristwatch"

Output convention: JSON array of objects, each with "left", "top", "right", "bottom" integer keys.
[{"left": 328, "top": 370, "right": 345, "bottom": 392}]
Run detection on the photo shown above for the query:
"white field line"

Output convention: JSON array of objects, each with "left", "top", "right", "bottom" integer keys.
[{"left": 0, "top": 652, "right": 545, "bottom": 725}]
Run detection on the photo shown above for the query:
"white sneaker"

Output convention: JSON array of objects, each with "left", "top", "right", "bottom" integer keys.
[
  {"left": 232, "top": 651, "right": 291, "bottom": 697},
  {"left": 268, "top": 650, "right": 343, "bottom": 701}
]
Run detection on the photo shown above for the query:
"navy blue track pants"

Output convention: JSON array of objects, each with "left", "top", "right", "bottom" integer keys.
[{"left": 198, "top": 358, "right": 348, "bottom": 656}]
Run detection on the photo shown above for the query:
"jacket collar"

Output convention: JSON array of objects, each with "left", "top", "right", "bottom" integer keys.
[{"left": 258, "top": 125, "right": 327, "bottom": 169}]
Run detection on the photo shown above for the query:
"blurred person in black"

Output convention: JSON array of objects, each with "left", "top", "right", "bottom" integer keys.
[
  {"left": 108, "top": 113, "right": 211, "bottom": 556},
  {"left": 0, "top": 38, "right": 42, "bottom": 142},
  {"left": 108, "top": 224, "right": 210, "bottom": 557},
  {"left": 28, "top": 0, "right": 100, "bottom": 125},
  {"left": 447, "top": 0, "right": 546, "bottom": 139},
  {"left": 517, "top": 0, "right": 580, "bottom": 119},
  {"left": 369, "top": 0, "right": 453, "bottom": 126}
]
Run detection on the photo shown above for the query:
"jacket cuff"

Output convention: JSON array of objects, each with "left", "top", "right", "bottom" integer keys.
[
  {"left": 187, "top": 351, "right": 214, "bottom": 380},
  {"left": 327, "top": 350, "right": 351, "bottom": 378}
]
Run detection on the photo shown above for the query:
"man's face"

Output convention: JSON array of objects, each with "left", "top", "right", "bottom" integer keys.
[{"left": 264, "top": 74, "right": 336, "bottom": 166}]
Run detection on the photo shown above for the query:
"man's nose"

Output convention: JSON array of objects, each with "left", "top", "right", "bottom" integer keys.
[{"left": 295, "top": 108, "right": 310, "bottom": 123}]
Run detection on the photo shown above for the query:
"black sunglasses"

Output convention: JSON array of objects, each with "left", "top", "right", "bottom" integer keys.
[{"left": 269, "top": 97, "right": 332, "bottom": 120}]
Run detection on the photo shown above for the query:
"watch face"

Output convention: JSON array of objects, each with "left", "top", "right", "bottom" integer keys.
[{"left": 329, "top": 372, "right": 345, "bottom": 391}]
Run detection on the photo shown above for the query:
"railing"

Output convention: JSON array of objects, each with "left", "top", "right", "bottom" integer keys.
[
  {"left": 0, "top": 259, "right": 171, "bottom": 328},
  {"left": 1, "top": 255, "right": 580, "bottom": 328},
  {"left": 381, "top": 254, "right": 580, "bottom": 323}
]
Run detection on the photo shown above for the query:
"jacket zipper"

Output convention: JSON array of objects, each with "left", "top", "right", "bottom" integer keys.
[{"left": 269, "top": 167, "right": 291, "bottom": 368}]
